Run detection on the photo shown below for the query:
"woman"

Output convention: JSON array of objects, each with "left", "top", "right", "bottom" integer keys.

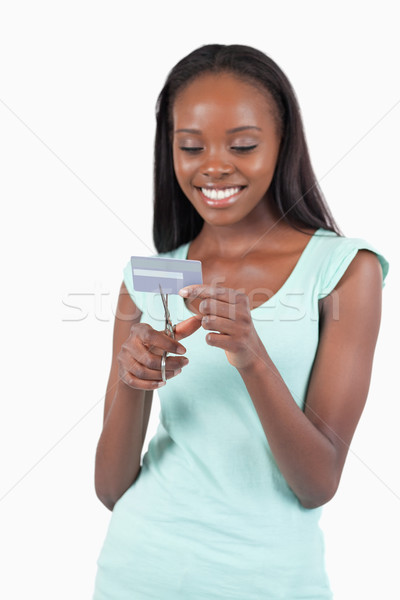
[{"left": 93, "top": 44, "right": 389, "bottom": 599}]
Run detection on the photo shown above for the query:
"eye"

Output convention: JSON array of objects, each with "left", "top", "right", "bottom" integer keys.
[
  {"left": 179, "top": 146, "right": 203, "bottom": 153},
  {"left": 231, "top": 145, "right": 258, "bottom": 153}
]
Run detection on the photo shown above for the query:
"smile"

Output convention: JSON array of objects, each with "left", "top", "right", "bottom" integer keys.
[{"left": 199, "top": 186, "right": 243, "bottom": 201}]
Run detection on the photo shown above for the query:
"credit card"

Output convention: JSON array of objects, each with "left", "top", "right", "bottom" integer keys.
[{"left": 130, "top": 255, "right": 203, "bottom": 294}]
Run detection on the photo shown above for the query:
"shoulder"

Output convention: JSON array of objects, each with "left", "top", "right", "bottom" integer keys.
[
  {"left": 337, "top": 248, "right": 383, "bottom": 288},
  {"left": 321, "top": 246, "right": 382, "bottom": 298},
  {"left": 312, "top": 228, "right": 389, "bottom": 299},
  {"left": 319, "top": 248, "right": 383, "bottom": 333}
]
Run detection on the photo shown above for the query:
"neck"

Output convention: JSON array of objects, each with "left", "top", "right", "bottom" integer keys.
[{"left": 195, "top": 201, "right": 289, "bottom": 260}]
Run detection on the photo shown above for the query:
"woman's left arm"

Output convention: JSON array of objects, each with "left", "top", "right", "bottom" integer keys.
[
  {"left": 180, "top": 250, "right": 383, "bottom": 509},
  {"left": 238, "top": 249, "right": 383, "bottom": 508}
]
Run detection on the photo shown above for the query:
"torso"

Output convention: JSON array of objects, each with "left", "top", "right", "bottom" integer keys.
[{"left": 184, "top": 226, "right": 319, "bottom": 316}]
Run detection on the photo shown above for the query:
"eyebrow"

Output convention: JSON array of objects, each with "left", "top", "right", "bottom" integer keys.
[{"left": 174, "top": 126, "right": 262, "bottom": 134}]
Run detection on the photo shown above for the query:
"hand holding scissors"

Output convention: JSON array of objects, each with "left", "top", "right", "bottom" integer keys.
[{"left": 117, "top": 287, "right": 202, "bottom": 390}]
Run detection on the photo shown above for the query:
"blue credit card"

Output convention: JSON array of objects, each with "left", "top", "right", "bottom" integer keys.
[{"left": 130, "top": 255, "right": 203, "bottom": 295}]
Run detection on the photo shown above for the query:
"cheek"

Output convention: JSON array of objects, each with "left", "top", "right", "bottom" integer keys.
[
  {"left": 247, "top": 154, "right": 278, "bottom": 183},
  {"left": 173, "top": 154, "right": 197, "bottom": 187}
]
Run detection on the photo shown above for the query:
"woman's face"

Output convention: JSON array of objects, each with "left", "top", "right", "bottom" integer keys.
[{"left": 172, "top": 72, "right": 282, "bottom": 226}]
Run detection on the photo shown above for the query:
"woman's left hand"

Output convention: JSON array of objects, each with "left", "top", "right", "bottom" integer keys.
[{"left": 179, "top": 284, "right": 267, "bottom": 371}]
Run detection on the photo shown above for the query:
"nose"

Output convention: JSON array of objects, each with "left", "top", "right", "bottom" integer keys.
[{"left": 201, "top": 154, "right": 235, "bottom": 178}]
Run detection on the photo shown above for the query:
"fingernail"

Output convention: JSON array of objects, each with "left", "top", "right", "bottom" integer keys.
[
  {"left": 179, "top": 288, "right": 189, "bottom": 297},
  {"left": 176, "top": 346, "right": 186, "bottom": 354}
]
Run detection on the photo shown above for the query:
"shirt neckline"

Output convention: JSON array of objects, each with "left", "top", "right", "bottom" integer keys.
[{"left": 181, "top": 227, "right": 323, "bottom": 316}]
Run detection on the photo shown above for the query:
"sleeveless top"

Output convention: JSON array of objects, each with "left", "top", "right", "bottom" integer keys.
[{"left": 93, "top": 227, "right": 389, "bottom": 599}]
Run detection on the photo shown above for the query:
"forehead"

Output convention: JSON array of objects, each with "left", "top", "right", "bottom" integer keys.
[{"left": 172, "top": 72, "right": 275, "bottom": 129}]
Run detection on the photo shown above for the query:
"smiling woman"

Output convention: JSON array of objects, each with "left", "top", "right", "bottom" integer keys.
[
  {"left": 153, "top": 44, "right": 340, "bottom": 255},
  {"left": 92, "top": 44, "right": 389, "bottom": 600},
  {"left": 172, "top": 73, "right": 280, "bottom": 221}
]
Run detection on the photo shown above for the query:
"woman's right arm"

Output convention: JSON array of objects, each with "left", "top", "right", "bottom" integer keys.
[{"left": 94, "top": 280, "right": 189, "bottom": 511}]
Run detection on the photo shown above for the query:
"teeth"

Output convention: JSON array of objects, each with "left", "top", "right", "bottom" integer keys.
[{"left": 201, "top": 187, "right": 241, "bottom": 200}]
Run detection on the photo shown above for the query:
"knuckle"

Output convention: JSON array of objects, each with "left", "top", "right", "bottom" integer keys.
[
  {"left": 125, "top": 375, "right": 137, "bottom": 388},
  {"left": 135, "top": 364, "right": 147, "bottom": 379},
  {"left": 147, "top": 354, "right": 161, "bottom": 370},
  {"left": 141, "top": 326, "right": 152, "bottom": 343},
  {"left": 117, "top": 346, "right": 129, "bottom": 365},
  {"left": 129, "top": 322, "right": 139, "bottom": 334},
  {"left": 140, "top": 353, "right": 153, "bottom": 369},
  {"left": 130, "top": 322, "right": 145, "bottom": 339},
  {"left": 126, "top": 356, "right": 137, "bottom": 375},
  {"left": 119, "top": 340, "right": 129, "bottom": 353},
  {"left": 199, "top": 300, "right": 207, "bottom": 312},
  {"left": 210, "top": 298, "right": 218, "bottom": 311},
  {"left": 135, "top": 345, "right": 148, "bottom": 364}
]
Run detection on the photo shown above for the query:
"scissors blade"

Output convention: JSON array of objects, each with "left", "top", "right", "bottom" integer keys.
[
  {"left": 159, "top": 284, "right": 172, "bottom": 330},
  {"left": 159, "top": 283, "right": 168, "bottom": 313}
]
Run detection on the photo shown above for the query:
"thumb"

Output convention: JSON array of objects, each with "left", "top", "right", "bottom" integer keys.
[{"left": 174, "top": 315, "right": 202, "bottom": 341}]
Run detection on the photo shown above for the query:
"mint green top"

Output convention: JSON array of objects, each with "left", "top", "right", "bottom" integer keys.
[{"left": 93, "top": 228, "right": 389, "bottom": 599}]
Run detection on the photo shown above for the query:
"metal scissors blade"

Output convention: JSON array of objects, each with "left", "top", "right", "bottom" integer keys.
[
  {"left": 159, "top": 284, "right": 175, "bottom": 383},
  {"left": 159, "top": 284, "right": 175, "bottom": 338}
]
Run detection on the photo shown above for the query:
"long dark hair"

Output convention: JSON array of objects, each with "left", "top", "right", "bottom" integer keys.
[{"left": 153, "top": 44, "right": 342, "bottom": 253}]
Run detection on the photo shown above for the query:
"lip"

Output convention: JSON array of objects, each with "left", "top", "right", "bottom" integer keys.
[
  {"left": 198, "top": 184, "right": 246, "bottom": 190},
  {"left": 195, "top": 186, "right": 246, "bottom": 207}
]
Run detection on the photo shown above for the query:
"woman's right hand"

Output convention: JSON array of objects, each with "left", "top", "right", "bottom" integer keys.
[{"left": 117, "top": 315, "right": 202, "bottom": 390}]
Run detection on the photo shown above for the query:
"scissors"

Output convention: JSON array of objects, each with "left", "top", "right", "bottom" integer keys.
[{"left": 159, "top": 284, "right": 176, "bottom": 383}]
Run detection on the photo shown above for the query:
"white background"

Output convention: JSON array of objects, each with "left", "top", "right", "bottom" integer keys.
[{"left": 0, "top": 1, "right": 399, "bottom": 598}]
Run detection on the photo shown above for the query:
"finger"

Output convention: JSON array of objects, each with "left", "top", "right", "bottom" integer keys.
[
  {"left": 141, "top": 326, "right": 186, "bottom": 355},
  {"left": 122, "top": 367, "right": 181, "bottom": 390},
  {"left": 200, "top": 314, "right": 236, "bottom": 335},
  {"left": 179, "top": 284, "right": 227, "bottom": 299},
  {"left": 204, "top": 332, "right": 233, "bottom": 351},
  {"left": 197, "top": 298, "right": 238, "bottom": 321},
  {"left": 126, "top": 355, "right": 186, "bottom": 383},
  {"left": 179, "top": 285, "right": 244, "bottom": 305},
  {"left": 174, "top": 316, "right": 203, "bottom": 341},
  {"left": 137, "top": 340, "right": 189, "bottom": 371},
  {"left": 179, "top": 286, "right": 235, "bottom": 319}
]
